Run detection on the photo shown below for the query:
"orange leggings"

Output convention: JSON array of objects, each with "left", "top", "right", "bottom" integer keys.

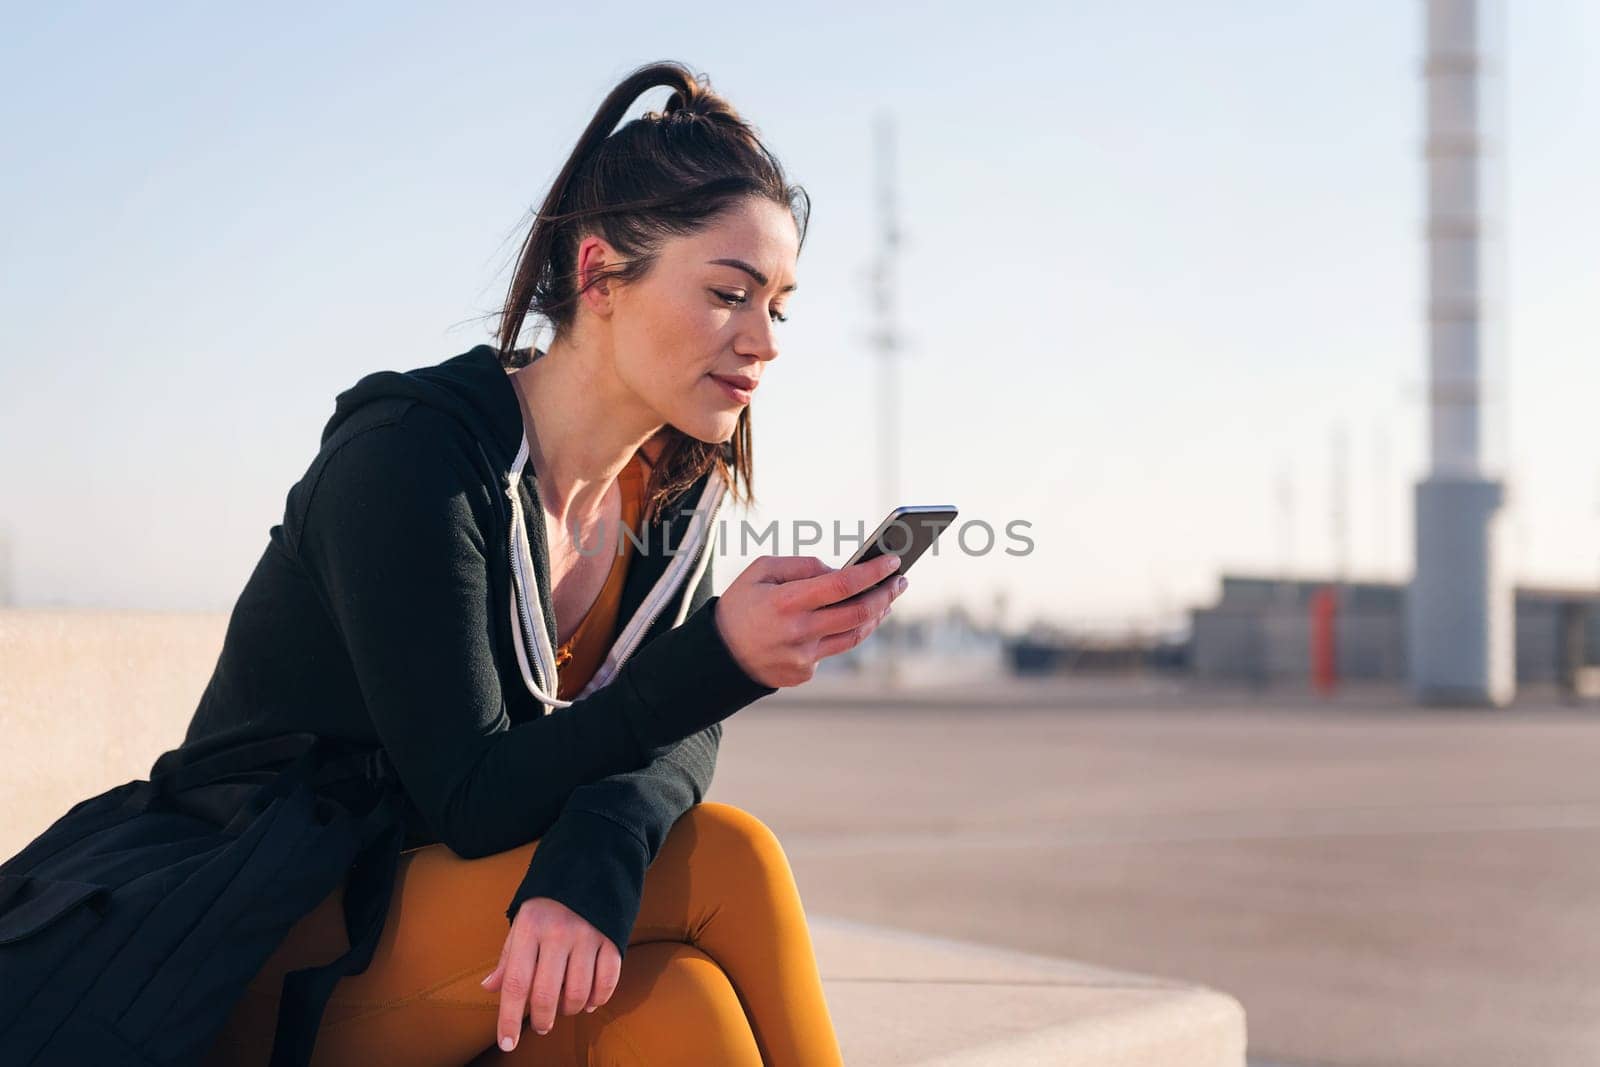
[{"left": 203, "top": 802, "right": 845, "bottom": 1066}]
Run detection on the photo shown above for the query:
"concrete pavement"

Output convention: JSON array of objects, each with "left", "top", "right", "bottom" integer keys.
[{"left": 718, "top": 680, "right": 1600, "bottom": 1066}]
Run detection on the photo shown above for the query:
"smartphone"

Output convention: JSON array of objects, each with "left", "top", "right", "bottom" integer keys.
[{"left": 838, "top": 504, "right": 959, "bottom": 602}]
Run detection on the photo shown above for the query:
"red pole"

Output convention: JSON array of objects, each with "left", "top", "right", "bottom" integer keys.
[{"left": 1310, "top": 585, "right": 1339, "bottom": 695}]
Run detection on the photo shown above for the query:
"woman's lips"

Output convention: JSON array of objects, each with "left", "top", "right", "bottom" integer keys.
[{"left": 709, "top": 374, "right": 755, "bottom": 405}]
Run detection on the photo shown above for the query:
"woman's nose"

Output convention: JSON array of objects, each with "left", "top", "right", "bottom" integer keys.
[{"left": 743, "top": 317, "right": 780, "bottom": 363}]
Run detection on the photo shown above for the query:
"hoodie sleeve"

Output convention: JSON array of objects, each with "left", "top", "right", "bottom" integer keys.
[
  {"left": 292, "top": 416, "right": 775, "bottom": 862},
  {"left": 503, "top": 550, "right": 723, "bottom": 957}
]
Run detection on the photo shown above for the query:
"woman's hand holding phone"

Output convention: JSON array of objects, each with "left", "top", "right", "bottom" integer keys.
[{"left": 714, "top": 554, "right": 909, "bottom": 687}]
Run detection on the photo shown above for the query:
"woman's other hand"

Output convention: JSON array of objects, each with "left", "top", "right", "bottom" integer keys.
[
  {"left": 481, "top": 896, "right": 621, "bottom": 1050},
  {"left": 714, "top": 553, "right": 909, "bottom": 687}
]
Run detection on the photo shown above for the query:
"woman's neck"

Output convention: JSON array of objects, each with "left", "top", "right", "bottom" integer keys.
[{"left": 508, "top": 337, "right": 663, "bottom": 528}]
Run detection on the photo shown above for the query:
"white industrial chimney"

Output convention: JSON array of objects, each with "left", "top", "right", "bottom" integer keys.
[{"left": 1409, "top": 0, "right": 1515, "bottom": 705}]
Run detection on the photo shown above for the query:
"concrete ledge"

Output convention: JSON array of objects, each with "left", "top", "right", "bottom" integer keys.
[
  {"left": 1, "top": 609, "right": 1249, "bottom": 1065},
  {"left": 810, "top": 915, "right": 1246, "bottom": 1066}
]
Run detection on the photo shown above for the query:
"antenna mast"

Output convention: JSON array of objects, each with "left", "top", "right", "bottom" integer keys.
[{"left": 869, "top": 114, "right": 904, "bottom": 687}]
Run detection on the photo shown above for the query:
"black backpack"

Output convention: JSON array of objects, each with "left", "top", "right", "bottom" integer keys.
[{"left": 0, "top": 732, "right": 406, "bottom": 1067}]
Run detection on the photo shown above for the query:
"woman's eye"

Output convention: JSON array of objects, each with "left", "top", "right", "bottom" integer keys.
[{"left": 714, "top": 289, "right": 788, "bottom": 324}]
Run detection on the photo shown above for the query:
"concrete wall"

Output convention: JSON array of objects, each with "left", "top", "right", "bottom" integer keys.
[{"left": 0, "top": 607, "right": 228, "bottom": 859}]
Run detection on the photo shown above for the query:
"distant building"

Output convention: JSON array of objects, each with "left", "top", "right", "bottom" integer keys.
[
  {"left": 1190, "top": 574, "right": 1600, "bottom": 689},
  {"left": 1005, "top": 629, "right": 1188, "bottom": 677}
]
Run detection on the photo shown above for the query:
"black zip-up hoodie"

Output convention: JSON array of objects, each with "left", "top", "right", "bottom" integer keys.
[{"left": 172, "top": 343, "right": 777, "bottom": 958}]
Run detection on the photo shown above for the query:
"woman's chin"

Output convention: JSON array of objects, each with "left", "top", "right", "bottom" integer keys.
[{"left": 671, "top": 409, "right": 741, "bottom": 445}]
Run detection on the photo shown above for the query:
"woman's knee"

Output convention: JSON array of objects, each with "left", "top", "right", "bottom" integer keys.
[
  {"left": 593, "top": 941, "right": 762, "bottom": 1066},
  {"left": 675, "top": 802, "right": 795, "bottom": 887}
]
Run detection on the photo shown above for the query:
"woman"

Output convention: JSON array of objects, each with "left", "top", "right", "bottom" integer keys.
[{"left": 189, "top": 60, "right": 908, "bottom": 1066}]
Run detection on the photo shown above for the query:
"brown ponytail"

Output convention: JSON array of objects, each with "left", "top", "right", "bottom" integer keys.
[{"left": 495, "top": 60, "right": 810, "bottom": 525}]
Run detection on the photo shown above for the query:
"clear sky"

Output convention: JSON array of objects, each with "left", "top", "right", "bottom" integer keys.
[{"left": 1, "top": 1, "right": 1594, "bottom": 632}]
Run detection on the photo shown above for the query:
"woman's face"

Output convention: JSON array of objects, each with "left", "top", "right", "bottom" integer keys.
[{"left": 604, "top": 196, "right": 800, "bottom": 444}]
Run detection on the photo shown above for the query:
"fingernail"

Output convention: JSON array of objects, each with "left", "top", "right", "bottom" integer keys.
[
  {"left": 896, "top": 576, "right": 908, "bottom": 594},
  {"left": 536, "top": 1027, "right": 549, "bottom": 1036},
  {"left": 500, "top": 1036, "right": 515, "bottom": 1052},
  {"left": 586, "top": 1005, "right": 597, "bottom": 1013},
  {"left": 480, "top": 973, "right": 493, "bottom": 987}
]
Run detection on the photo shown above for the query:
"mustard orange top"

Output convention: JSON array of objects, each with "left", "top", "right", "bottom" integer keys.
[{"left": 554, "top": 453, "right": 648, "bottom": 700}]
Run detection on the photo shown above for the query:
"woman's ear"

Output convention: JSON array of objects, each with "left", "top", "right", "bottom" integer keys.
[{"left": 574, "top": 235, "right": 618, "bottom": 319}]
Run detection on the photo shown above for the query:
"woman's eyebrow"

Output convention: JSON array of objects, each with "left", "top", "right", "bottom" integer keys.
[{"left": 707, "top": 257, "right": 798, "bottom": 292}]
